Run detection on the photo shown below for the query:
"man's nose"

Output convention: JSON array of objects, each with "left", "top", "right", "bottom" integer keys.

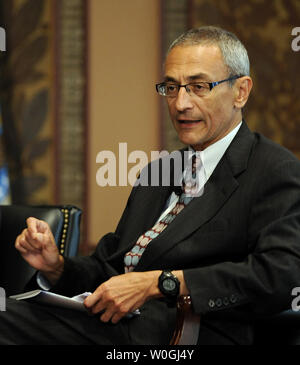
[{"left": 175, "top": 86, "right": 193, "bottom": 112}]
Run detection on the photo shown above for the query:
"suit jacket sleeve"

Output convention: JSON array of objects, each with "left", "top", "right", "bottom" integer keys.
[
  {"left": 184, "top": 158, "right": 300, "bottom": 316},
  {"left": 49, "top": 187, "right": 139, "bottom": 297}
]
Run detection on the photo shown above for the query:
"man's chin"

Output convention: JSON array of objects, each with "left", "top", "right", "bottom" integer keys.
[{"left": 177, "top": 132, "right": 206, "bottom": 149}]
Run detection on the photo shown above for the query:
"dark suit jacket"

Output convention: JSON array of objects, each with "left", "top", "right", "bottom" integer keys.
[{"left": 52, "top": 121, "right": 300, "bottom": 345}]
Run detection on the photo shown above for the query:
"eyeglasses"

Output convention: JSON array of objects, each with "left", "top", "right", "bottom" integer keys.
[{"left": 156, "top": 75, "right": 243, "bottom": 98}]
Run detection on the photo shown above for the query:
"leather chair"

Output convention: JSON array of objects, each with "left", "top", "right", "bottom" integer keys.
[
  {"left": 0, "top": 204, "right": 82, "bottom": 296},
  {"left": 170, "top": 295, "right": 201, "bottom": 345},
  {"left": 6, "top": 205, "right": 298, "bottom": 345},
  {"left": 170, "top": 295, "right": 300, "bottom": 345}
]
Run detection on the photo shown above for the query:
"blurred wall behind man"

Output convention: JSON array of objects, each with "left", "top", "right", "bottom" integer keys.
[{"left": 0, "top": 0, "right": 299, "bottom": 253}]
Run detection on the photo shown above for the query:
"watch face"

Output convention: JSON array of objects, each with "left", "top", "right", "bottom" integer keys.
[{"left": 163, "top": 278, "right": 176, "bottom": 291}]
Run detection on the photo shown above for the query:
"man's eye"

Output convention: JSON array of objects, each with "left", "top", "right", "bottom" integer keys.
[
  {"left": 194, "top": 84, "right": 204, "bottom": 90},
  {"left": 166, "top": 85, "right": 177, "bottom": 92}
]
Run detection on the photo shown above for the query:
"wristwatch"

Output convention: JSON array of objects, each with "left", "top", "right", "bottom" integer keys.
[{"left": 158, "top": 271, "right": 180, "bottom": 302}]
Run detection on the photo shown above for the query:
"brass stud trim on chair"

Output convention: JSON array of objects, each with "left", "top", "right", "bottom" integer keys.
[{"left": 59, "top": 208, "right": 70, "bottom": 255}]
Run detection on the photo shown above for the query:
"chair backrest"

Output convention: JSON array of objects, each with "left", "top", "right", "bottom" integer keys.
[{"left": 0, "top": 205, "right": 82, "bottom": 296}]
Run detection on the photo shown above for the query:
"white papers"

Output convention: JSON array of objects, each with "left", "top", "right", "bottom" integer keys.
[
  {"left": 9, "top": 290, "right": 92, "bottom": 312},
  {"left": 10, "top": 290, "right": 141, "bottom": 318}
]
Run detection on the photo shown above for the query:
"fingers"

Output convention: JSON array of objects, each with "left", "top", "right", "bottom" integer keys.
[
  {"left": 15, "top": 218, "right": 52, "bottom": 254},
  {"left": 84, "top": 273, "right": 151, "bottom": 323},
  {"left": 36, "top": 219, "right": 49, "bottom": 234},
  {"left": 84, "top": 288, "right": 106, "bottom": 314},
  {"left": 15, "top": 231, "right": 30, "bottom": 254},
  {"left": 84, "top": 290, "right": 99, "bottom": 309},
  {"left": 27, "top": 217, "right": 50, "bottom": 235},
  {"left": 100, "top": 305, "right": 126, "bottom": 324},
  {"left": 15, "top": 229, "right": 41, "bottom": 253},
  {"left": 84, "top": 287, "right": 130, "bottom": 324}
]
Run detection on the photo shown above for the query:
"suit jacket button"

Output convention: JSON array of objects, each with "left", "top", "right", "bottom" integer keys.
[
  {"left": 223, "top": 297, "right": 229, "bottom": 306},
  {"left": 230, "top": 294, "right": 237, "bottom": 303},
  {"left": 208, "top": 299, "right": 215, "bottom": 308},
  {"left": 216, "top": 298, "right": 222, "bottom": 307}
]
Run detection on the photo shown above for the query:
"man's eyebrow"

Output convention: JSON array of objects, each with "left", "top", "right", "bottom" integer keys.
[
  {"left": 188, "top": 73, "right": 210, "bottom": 81},
  {"left": 164, "top": 73, "right": 210, "bottom": 83},
  {"left": 164, "top": 76, "right": 178, "bottom": 83}
]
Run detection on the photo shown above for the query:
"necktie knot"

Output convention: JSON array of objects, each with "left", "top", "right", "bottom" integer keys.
[{"left": 182, "top": 153, "right": 203, "bottom": 198}]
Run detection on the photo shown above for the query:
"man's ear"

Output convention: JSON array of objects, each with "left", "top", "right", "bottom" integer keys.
[{"left": 233, "top": 76, "right": 253, "bottom": 109}]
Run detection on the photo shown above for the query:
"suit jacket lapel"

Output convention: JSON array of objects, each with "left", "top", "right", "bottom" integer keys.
[
  {"left": 113, "top": 148, "right": 188, "bottom": 255},
  {"left": 107, "top": 184, "right": 172, "bottom": 265},
  {"left": 136, "top": 121, "right": 255, "bottom": 270}
]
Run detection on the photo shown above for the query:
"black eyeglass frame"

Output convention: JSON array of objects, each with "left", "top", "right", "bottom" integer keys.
[{"left": 156, "top": 75, "right": 243, "bottom": 96}]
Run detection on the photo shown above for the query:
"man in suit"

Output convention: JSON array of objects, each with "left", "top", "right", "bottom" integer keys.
[{"left": 1, "top": 26, "right": 300, "bottom": 345}]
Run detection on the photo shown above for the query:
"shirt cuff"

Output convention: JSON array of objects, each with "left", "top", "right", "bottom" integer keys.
[{"left": 36, "top": 271, "right": 52, "bottom": 290}]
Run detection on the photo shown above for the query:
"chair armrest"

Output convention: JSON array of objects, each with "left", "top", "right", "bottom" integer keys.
[
  {"left": 170, "top": 295, "right": 201, "bottom": 345},
  {"left": 0, "top": 204, "right": 82, "bottom": 296},
  {"left": 170, "top": 298, "right": 300, "bottom": 345}
]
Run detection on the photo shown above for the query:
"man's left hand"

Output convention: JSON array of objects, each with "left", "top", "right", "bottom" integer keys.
[{"left": 84, "top": 271, "right": 161, "bottom": 323}]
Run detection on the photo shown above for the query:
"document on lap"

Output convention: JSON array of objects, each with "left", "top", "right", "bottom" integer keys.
[
  {"left": 9, "top": 290, "right": 92, "bottom": 312},
  {"left": 9, "top": 290, "right": 141, "bottom": 318}
]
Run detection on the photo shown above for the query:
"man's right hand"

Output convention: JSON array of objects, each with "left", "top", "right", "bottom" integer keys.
[{"left": 15, "top": 217, "right": 64, "bottom": 285}]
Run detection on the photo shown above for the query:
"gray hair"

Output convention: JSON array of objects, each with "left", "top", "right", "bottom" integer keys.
[{"left": 168, "top": 26, "right": 250, "bottom": 81}]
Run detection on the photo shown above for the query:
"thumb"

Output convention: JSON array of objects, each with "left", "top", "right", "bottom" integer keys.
[
  {"left": 35, "top": 220, "right": 56, "bottom": 247},
  {"left": 26, "top": 217, "right": 39, "bottom": 235},
  {"left": 36, "top": 219, "right": 50, "bottom": 234},
  {"left": 27, "top": 218, "right": 53, "bottom": 242}
]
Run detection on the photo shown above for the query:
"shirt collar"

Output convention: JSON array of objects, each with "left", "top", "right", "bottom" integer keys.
[{"left": 189, "top": 121, "right": 242, "bottom": 181}]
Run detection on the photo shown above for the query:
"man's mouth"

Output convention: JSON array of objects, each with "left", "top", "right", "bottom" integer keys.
[{"left": 177, "top": 119, "right": 202, "bottom": 125}]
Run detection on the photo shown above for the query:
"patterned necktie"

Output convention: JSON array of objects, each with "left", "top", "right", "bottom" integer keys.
[{"left": 124, "top": 153, "right": 202, "bottom": 273}]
